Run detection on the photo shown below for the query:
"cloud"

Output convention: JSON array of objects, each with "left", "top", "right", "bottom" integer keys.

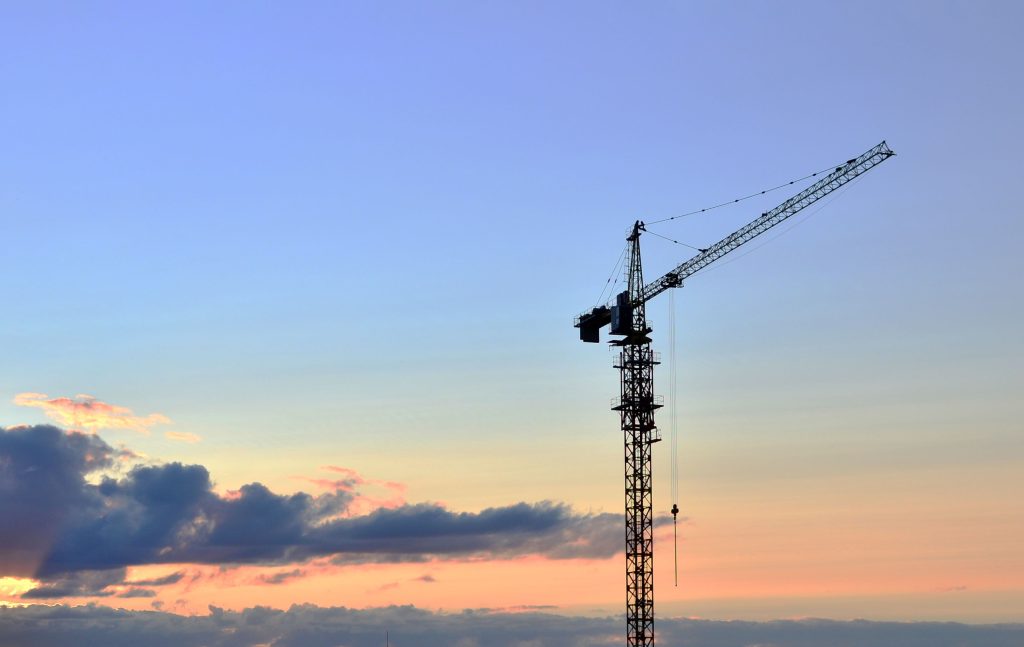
[
  {"left": 374, "top": 573, "right": 438, "bottom": 592},
  {"left": 316, "top": 502, "right": 621, "bottom": 563},
  {"left": 255, "top": 569, "right": 305, "bottom": 585},
  {"left": 116, "top": 588, "right": 157, "bottom": 598},
  {"left": 0, "top": 425, "right": 115, "bottom": 577},
  {"left": 13, "top": 393, "right": 170, "bottom": 435},
  {"left": 1, "top": 425, "right": 620, "bottom": 596},
  {"left": 0, "top": 605, "right": 1020, "bottom": 647},
  {"left": 126, "top": 571, "right": 186, "bottom": 587},
  {"left": 21, "top": 569, "right": 126, "bottom": 599},
  {"left": 322, "top": 465, "right": 408, "bottom": 495},
  {"left": 165, "top": 432, "right": 201, "bottom": 444},
  {"left": 296, "top": 465, "right": 407, "bottom": 515}
]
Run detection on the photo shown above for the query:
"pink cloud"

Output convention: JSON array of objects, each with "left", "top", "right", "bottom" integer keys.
[
  {"left": 13, "top": 392, "right": 170, "bottom": 435},
  {"left": 294, "top": 466, "right": 408, "bottom": 516},
  {"left": 169, "top": 562, "right": 334, "bottom": 591}
]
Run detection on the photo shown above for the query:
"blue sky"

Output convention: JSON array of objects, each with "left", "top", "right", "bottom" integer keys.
[{"left": 2, "top": 0, "right": 1022, "bottom": 625}]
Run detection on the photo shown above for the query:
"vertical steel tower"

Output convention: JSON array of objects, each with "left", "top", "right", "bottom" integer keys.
[
  {"left": 574, "top": 142, "right": 895, "bottom": 647},
  {"left": 612, "top": 222, "right": 661, "bottom": 646}
]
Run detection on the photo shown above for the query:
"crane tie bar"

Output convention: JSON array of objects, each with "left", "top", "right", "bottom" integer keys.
[{"left": 645, "top": 162, "right": 856, "bottom": 226}]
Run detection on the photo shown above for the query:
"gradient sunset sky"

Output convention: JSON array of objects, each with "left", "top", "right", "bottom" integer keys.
[{"left": 1, "top": 0, "right": 1022, "bottom": 629}]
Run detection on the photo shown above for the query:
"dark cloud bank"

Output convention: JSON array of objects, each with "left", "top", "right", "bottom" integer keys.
[
  {"left": 6, "top": 426, "right": 1020, "bottom": 646},
  {"left": 0, "top": 425, "right": 619, "bottom": 597},
  {"left": 0, "top": 605, "right": 1021, "bottom": 647}
]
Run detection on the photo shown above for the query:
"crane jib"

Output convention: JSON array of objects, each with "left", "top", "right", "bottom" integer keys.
[{"left": 574, "top": 141, "right": 895, "bottom": 343}]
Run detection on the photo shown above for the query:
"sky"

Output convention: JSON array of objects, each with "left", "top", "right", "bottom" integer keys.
[{"left": 1, "top": 1, "right": 1023, "bottom": 644}]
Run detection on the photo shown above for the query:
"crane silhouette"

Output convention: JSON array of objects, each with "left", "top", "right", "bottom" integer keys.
[{"left": 574, "top": 142, "right": 895, "bottom": 646}]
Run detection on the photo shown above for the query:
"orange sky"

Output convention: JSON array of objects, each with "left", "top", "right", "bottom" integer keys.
[{"left": 2, "top": 389, "right": 1022, "bottom": 622}]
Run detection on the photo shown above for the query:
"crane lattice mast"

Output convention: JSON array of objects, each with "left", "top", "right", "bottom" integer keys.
[{"left": 574, "top": 142, "right": 895, "bottom": 647}]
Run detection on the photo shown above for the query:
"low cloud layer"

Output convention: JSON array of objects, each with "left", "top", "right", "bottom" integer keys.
[
  {"left": 0, "top": 605, "right": 1020, "bottom": 647},
  {"left": 0, "top": 425, "right": 620, "bottom": 597}
]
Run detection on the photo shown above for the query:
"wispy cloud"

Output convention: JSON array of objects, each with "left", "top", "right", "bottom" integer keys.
[
  {"left": 373, "top": 573, "right": 438, "bottom": 593},
  {"left": 126, "top": 571, "right": 186, "bottom": 587},
  {"left": 165, "top": 431, "right": 201, "bottom": 444},
  {"left": 294, "top": 465, "right": 408, "bottom": 515},
  {"left": 20, "top": 569, "right": 126, "bottom": 599},
  {"left": 255, "top": 569, "right": 305, "bottom": 586},
  {"left": 13, "top": 393, "right": 170, "bottom": 435}
]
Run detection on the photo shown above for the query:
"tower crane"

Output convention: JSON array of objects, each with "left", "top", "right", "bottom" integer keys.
[{"left": 573, "top": 141, "right": 895, "bottom": 647}]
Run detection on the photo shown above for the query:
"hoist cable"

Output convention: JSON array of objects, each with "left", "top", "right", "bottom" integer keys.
[{"left": 668, "top": 289, "right": 679, "bottom": 587}]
